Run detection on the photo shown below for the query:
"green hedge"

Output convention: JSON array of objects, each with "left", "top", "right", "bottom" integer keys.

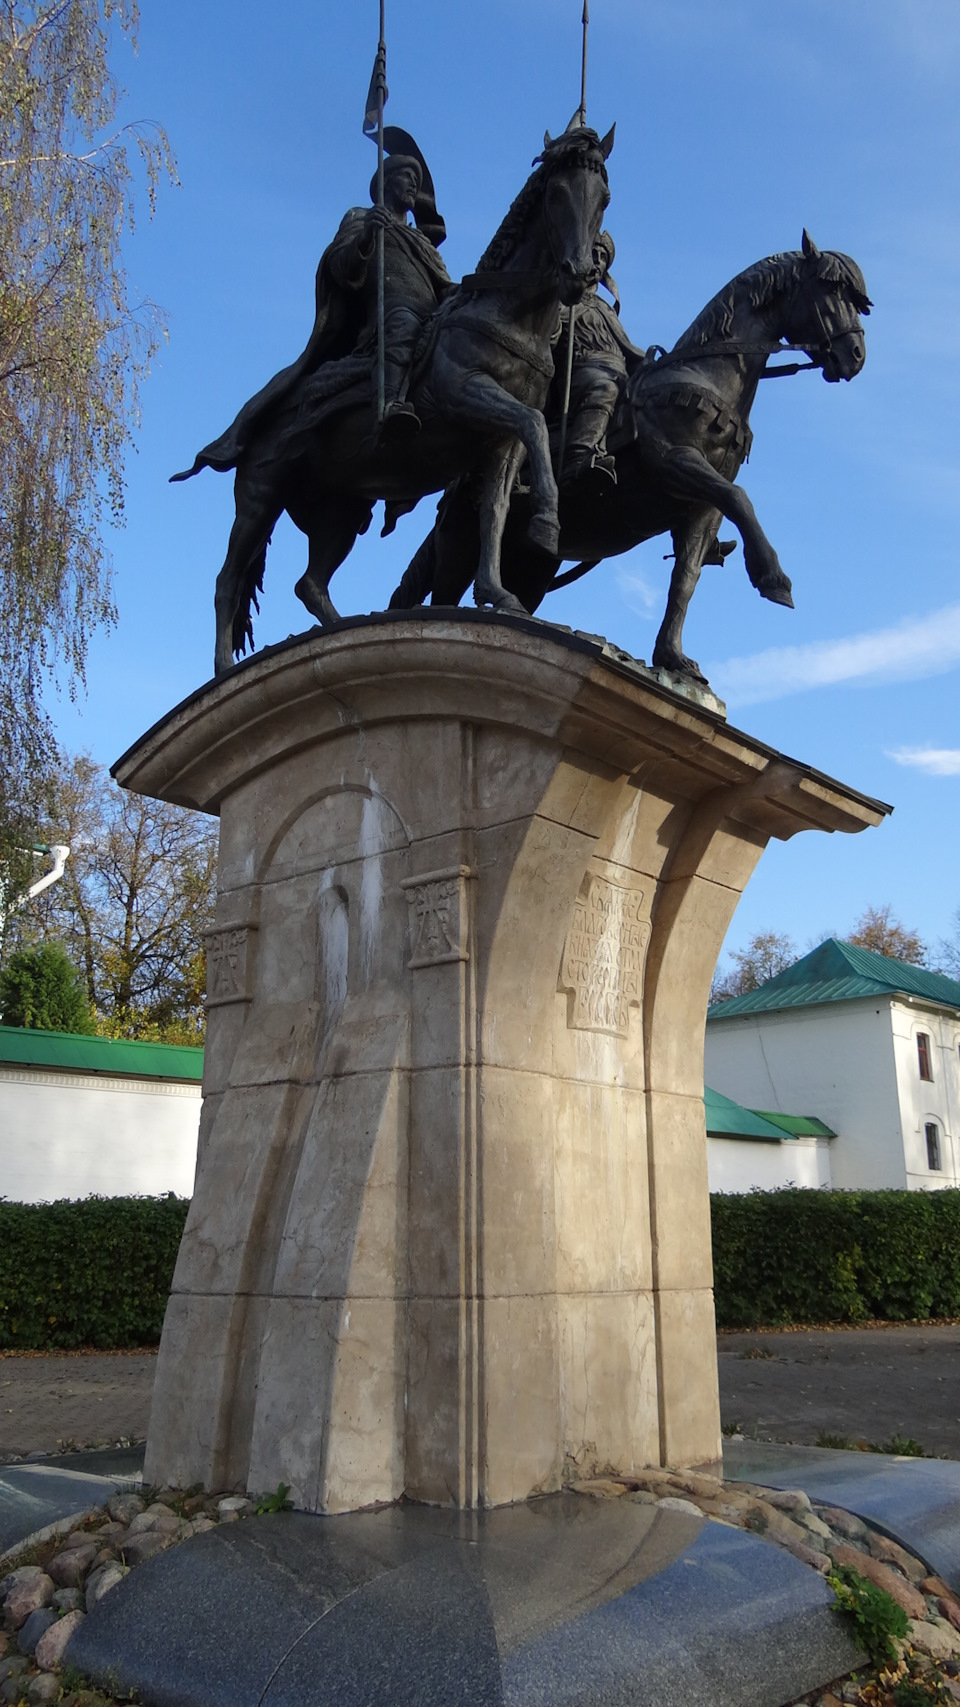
[
  {"left": 6, "top": 1188, "right": 960, "bottom": 1347},
  {"left": 0, "top": 1195, "right": 190, "bottom": 1349},
  {"left": 711, "top": 1188, "right": 960, "bottom": 1328}
]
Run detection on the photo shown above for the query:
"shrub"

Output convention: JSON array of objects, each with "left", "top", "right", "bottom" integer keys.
[
  {"left": 711, "top": 1187, "right": 960, "bottom": 1328},
  {"left": 828, "top": 1563, "right": 908, "bottom": 1665},
  {"left": 0, "top": 942, "right": 94, "bottom": 1033},
  {"left": 0, "top": 1195, "right": 190, "bottom": 1349}
]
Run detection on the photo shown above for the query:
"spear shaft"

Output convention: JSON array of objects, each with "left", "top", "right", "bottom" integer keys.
[
  {"left": 579, "top": 0, "right": 589, "bottom": 126},
  {"left": 558, "top": 1, "right": 589, "bottom": 474},
  {"left": 376, "top": 0, "right": 386, "bottom": 422}
]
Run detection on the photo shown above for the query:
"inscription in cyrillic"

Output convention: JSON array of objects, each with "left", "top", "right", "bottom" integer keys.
[
  {"left": 401, "top": 865, "right": 475, "bottom": 969},
  {"left": 205, "top": 925, "right": 256, "bottom": 1005},
  {"left": 560, "top": 875, "right": 649, "bottom": 1036}
]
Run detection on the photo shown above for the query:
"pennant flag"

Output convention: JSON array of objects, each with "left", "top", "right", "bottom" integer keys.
[{"left": 363, "top": 44, "right": 388, "bottom": 137}]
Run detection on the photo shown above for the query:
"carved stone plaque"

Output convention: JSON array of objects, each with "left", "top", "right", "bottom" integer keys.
[
  {"left": 401, "top": 865, "right": 475, "bottom": 969},
  {"left": 205, "top": 923, "right": 257, "bottom": 1006},
  {"left": 559, "top": 874, "right": 649, "bottom": 1036}
]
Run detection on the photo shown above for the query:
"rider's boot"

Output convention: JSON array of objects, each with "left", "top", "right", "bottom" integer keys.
[
  {"left": 378, "top": 361, "right": 421, "bottom": 439},
  {"left": 559, "top": 407, "right": 616, "bottom": 487}
]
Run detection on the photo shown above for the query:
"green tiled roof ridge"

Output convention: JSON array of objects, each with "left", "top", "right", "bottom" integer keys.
[
  {"left": 0, "top": 1024, "right": 203, "bottom": 1081},
  {"left": 707, "top": 938, "right": 960, "bottom": 1019},
  {"left": 751, "top": 1109, "right": 836, "bottom": 1139},
  {"left": 704, "top": 1085, "right": 793, "bottom": 1141}
]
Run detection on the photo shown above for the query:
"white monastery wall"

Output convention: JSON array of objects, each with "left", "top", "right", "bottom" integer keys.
[
  {"left": 707, "top": 1134, "right": 831, "bottom": 1194},
  {"left": 0, "top": 1066, "right": 200, "bottom": 1202},
  {"left": 705, "top": 1000, "right": 906, "bottom": 1190}
]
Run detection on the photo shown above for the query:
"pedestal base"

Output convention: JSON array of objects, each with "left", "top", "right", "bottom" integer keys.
[
  {"left": 67, "top": 1496, "right": 865, "bottom": 1707},
  {"left": 114, "top": 612, "right": 884, "bottom": 1511}
]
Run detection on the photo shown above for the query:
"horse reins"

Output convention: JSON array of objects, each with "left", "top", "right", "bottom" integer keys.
[{"left": 643, "top": 340, "right": 821, "bottom": 379}]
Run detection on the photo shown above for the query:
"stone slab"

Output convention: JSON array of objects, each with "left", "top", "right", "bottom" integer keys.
[
  {"left": 0, "top": 1463, "right": 137, "bottom": 1557},
  {"left": 725, "top": 1438, "right": 960, "bottom": 1590},
  {"left": 24, "top": 1443, "right": 147, "bottom": 1479},
  {"left": 68, "top": 1494, "right": 862, "bottom": 1707}
]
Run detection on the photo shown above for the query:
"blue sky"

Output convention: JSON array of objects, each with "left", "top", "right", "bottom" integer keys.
[{"left": 54, "top": 0, "right": 960, "bottom": 971}]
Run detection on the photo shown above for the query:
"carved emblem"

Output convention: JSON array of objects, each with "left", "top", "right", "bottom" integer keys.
[
  {"left": 559, "top": 874, "right": 649, "bottom": 1036},
  {"left": 401, "top": 866, "right": 475, "bottom": 969},
  {"left": 205, "top": 924, "right": 256, "bottom": 1006}
]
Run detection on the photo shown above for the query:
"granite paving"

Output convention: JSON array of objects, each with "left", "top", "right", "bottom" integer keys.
[
  {"left": 0, "top": 1463, "right": 138, "bottom": 1557},
  {"left": 67, "top": 1495, "right": 862, "bottom": 1707},
  {"left": 725, "top": 1437, "right": 960, "bottom": 1590}
]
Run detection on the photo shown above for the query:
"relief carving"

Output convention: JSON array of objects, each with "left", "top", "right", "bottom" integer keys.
[
  {"left": 205, "top": 923, "right": 257, "bottom": 1006},
  {"left": 401, "top": 865, "right": 475, "bottom": 969},
  {"left": 559, "top": 874, "right": 649, "bottom": 1036}
]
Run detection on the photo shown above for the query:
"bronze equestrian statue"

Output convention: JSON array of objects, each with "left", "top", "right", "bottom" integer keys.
[
  {"left": 390, "top": 233, "right": 871, "bottom": 684},
  {"left": 553, "top": 230, "right": 645, "bottom": 486},
  {"left": 172, "top": 121, "right": 615, "bottom": 676}
]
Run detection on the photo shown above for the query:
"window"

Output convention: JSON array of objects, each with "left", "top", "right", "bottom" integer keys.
[
  {"left": 918, "top": 1032, "right": 933, "bottom": 1081},
  {"left": 926, "top": 1122, "right": 942, "bottom": 1171}
]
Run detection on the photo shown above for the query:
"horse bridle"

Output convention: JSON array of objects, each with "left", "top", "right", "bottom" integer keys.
[{"left": 645, "top": 292, "right": 861, "bottom": 381}]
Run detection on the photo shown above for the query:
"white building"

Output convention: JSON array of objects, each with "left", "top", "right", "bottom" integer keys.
[
  {"left": 704, "top": 1085, "right": 834, "bottom": 1194},
  {"left": 705, "top": 939, "right": 960, "bottom": 1192},
  {"left": 0, "top": 1025, "right": 201, "bottom": 1202}
]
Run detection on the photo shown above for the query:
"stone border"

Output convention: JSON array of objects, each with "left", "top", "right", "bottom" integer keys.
[{"left": 4, "top": 1466, "right": 960, "bottom": 1706}]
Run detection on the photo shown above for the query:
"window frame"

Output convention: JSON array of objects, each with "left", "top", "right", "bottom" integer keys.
[
  {"left": 925, "top": 1121, "right": 942, "bottom": 1171},
  {"left": 917, "top": 1031, "right": 933, "bottom": 1081}
]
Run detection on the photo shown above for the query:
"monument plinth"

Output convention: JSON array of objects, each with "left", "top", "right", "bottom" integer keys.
[{"left": 115, "top": 612, "right": 884, "bottom": 1512}]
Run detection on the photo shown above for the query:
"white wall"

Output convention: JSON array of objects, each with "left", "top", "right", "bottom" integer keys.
[
  {"left": 890, "top": 1003, "right": 960, "bottom": 1190},
  {"left": 707, "top": 1135, "right": 832, "bottom": 1194},
  {"left": 0, "top": 1065, "right": 200, "bottom": 1202},
  {"left": 705, "top": 999, "right": 907, "bottom": 1190}
]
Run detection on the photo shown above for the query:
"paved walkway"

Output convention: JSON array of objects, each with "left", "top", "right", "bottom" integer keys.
[
  {"left": 0, "top": 1350, "right": 157, "bottom": 1458},
  {"left": 3, "top": 1325, "right": 960, "bottom": 1461},
  {"left": 719, "top": 1323, "right": 960, "bottom": 1457}
]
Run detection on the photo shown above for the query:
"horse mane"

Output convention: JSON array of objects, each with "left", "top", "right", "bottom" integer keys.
[
  {"left": 475, "top": 129, "right": 609, "bottom": 274},
  {"left": 674, "top": 249, "right": 872, "bottom": 351}
]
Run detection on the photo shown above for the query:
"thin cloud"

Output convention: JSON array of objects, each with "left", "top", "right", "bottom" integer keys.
[
  {"left": 707, "top": 602, "right": 960, "bottom": 707},
  {"left": 617, "top": 568, "right": 662, "bottom": 619},
  {"left": 888, "top": 747, "right": 960, "bottom": 776}
]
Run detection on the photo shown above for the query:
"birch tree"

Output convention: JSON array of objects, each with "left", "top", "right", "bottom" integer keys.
[{"left": 0, "top": 1, "right": 176, "bottom": 869}]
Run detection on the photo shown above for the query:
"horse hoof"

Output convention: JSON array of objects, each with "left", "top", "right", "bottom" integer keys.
[
  {"left": 526, "top": 511, "right": 561, "bottom": 555},
  {"left": 494, "top": 591, "right": 530, "bottom": 618},
  {"left": 652, "top": 648, "right": 708, "bottom": 686},
  {"left": 473, "top": 583, "right": 529, "bottom": 618},
  {"left": 758, "top": 574, "right": 794, "bottom": 609}
]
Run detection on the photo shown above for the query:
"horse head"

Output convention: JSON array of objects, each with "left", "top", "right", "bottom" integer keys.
[
  {"left": 783, "top": 232, "right": 872, "bottom": 383},
  {"left": 533, "top": 124, "right": 614, "bottom": 305}
]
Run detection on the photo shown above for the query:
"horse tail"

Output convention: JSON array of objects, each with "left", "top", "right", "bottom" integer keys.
[
  {"left": 231, "top": 537, "right": 269, "bottom": 660},
  {"left": 389, "top": 529, "right": 436, "bottom": 610}
]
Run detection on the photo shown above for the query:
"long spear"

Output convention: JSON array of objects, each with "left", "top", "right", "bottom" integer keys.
[
  {"left": 363, "top": 2, "right": 389, "bottom": 422},
  {"left": 557, "top": 1, "right": 590, "bottom": 478},
  {"left": 578, "top": 0, "right": 589, "bottom": 127}
]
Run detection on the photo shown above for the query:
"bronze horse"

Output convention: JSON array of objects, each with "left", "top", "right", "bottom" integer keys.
[
  {"left": 177, "top": 126, "right": 614, "bottom": 677},
  {"left": 389, "top": 234, "right": 871, "bottom": 682}
]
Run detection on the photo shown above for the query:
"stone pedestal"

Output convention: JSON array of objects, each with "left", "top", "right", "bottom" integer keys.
[{"left": 115, "top": 612, "right": 884, "bottom": 1512}]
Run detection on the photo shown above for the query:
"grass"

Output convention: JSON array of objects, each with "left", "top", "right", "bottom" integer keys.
[{"left": 815, "top": 1430, "right": 928, "bottom": 1457}]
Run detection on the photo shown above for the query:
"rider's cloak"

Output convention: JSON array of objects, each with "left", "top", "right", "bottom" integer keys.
[{"left": 172, "top": 209, "right": 451, "bottom": 481}]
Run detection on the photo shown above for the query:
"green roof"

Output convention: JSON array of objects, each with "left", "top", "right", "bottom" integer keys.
[
  {"left": 705, "top": 1086, "right": 797, "bottom": 1142},
  {"left": 707, "top": 939, "right": 960, "bottom": 1021},
  {"left": 0, "top": 1025, "right": 203, "bottom": 1082},
  {"left": 750, "top": 1109, "right": 836, "bottom": 1139},
  {"left": 704, "top": 1086, "right": 835, "bottom": 1143}
]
